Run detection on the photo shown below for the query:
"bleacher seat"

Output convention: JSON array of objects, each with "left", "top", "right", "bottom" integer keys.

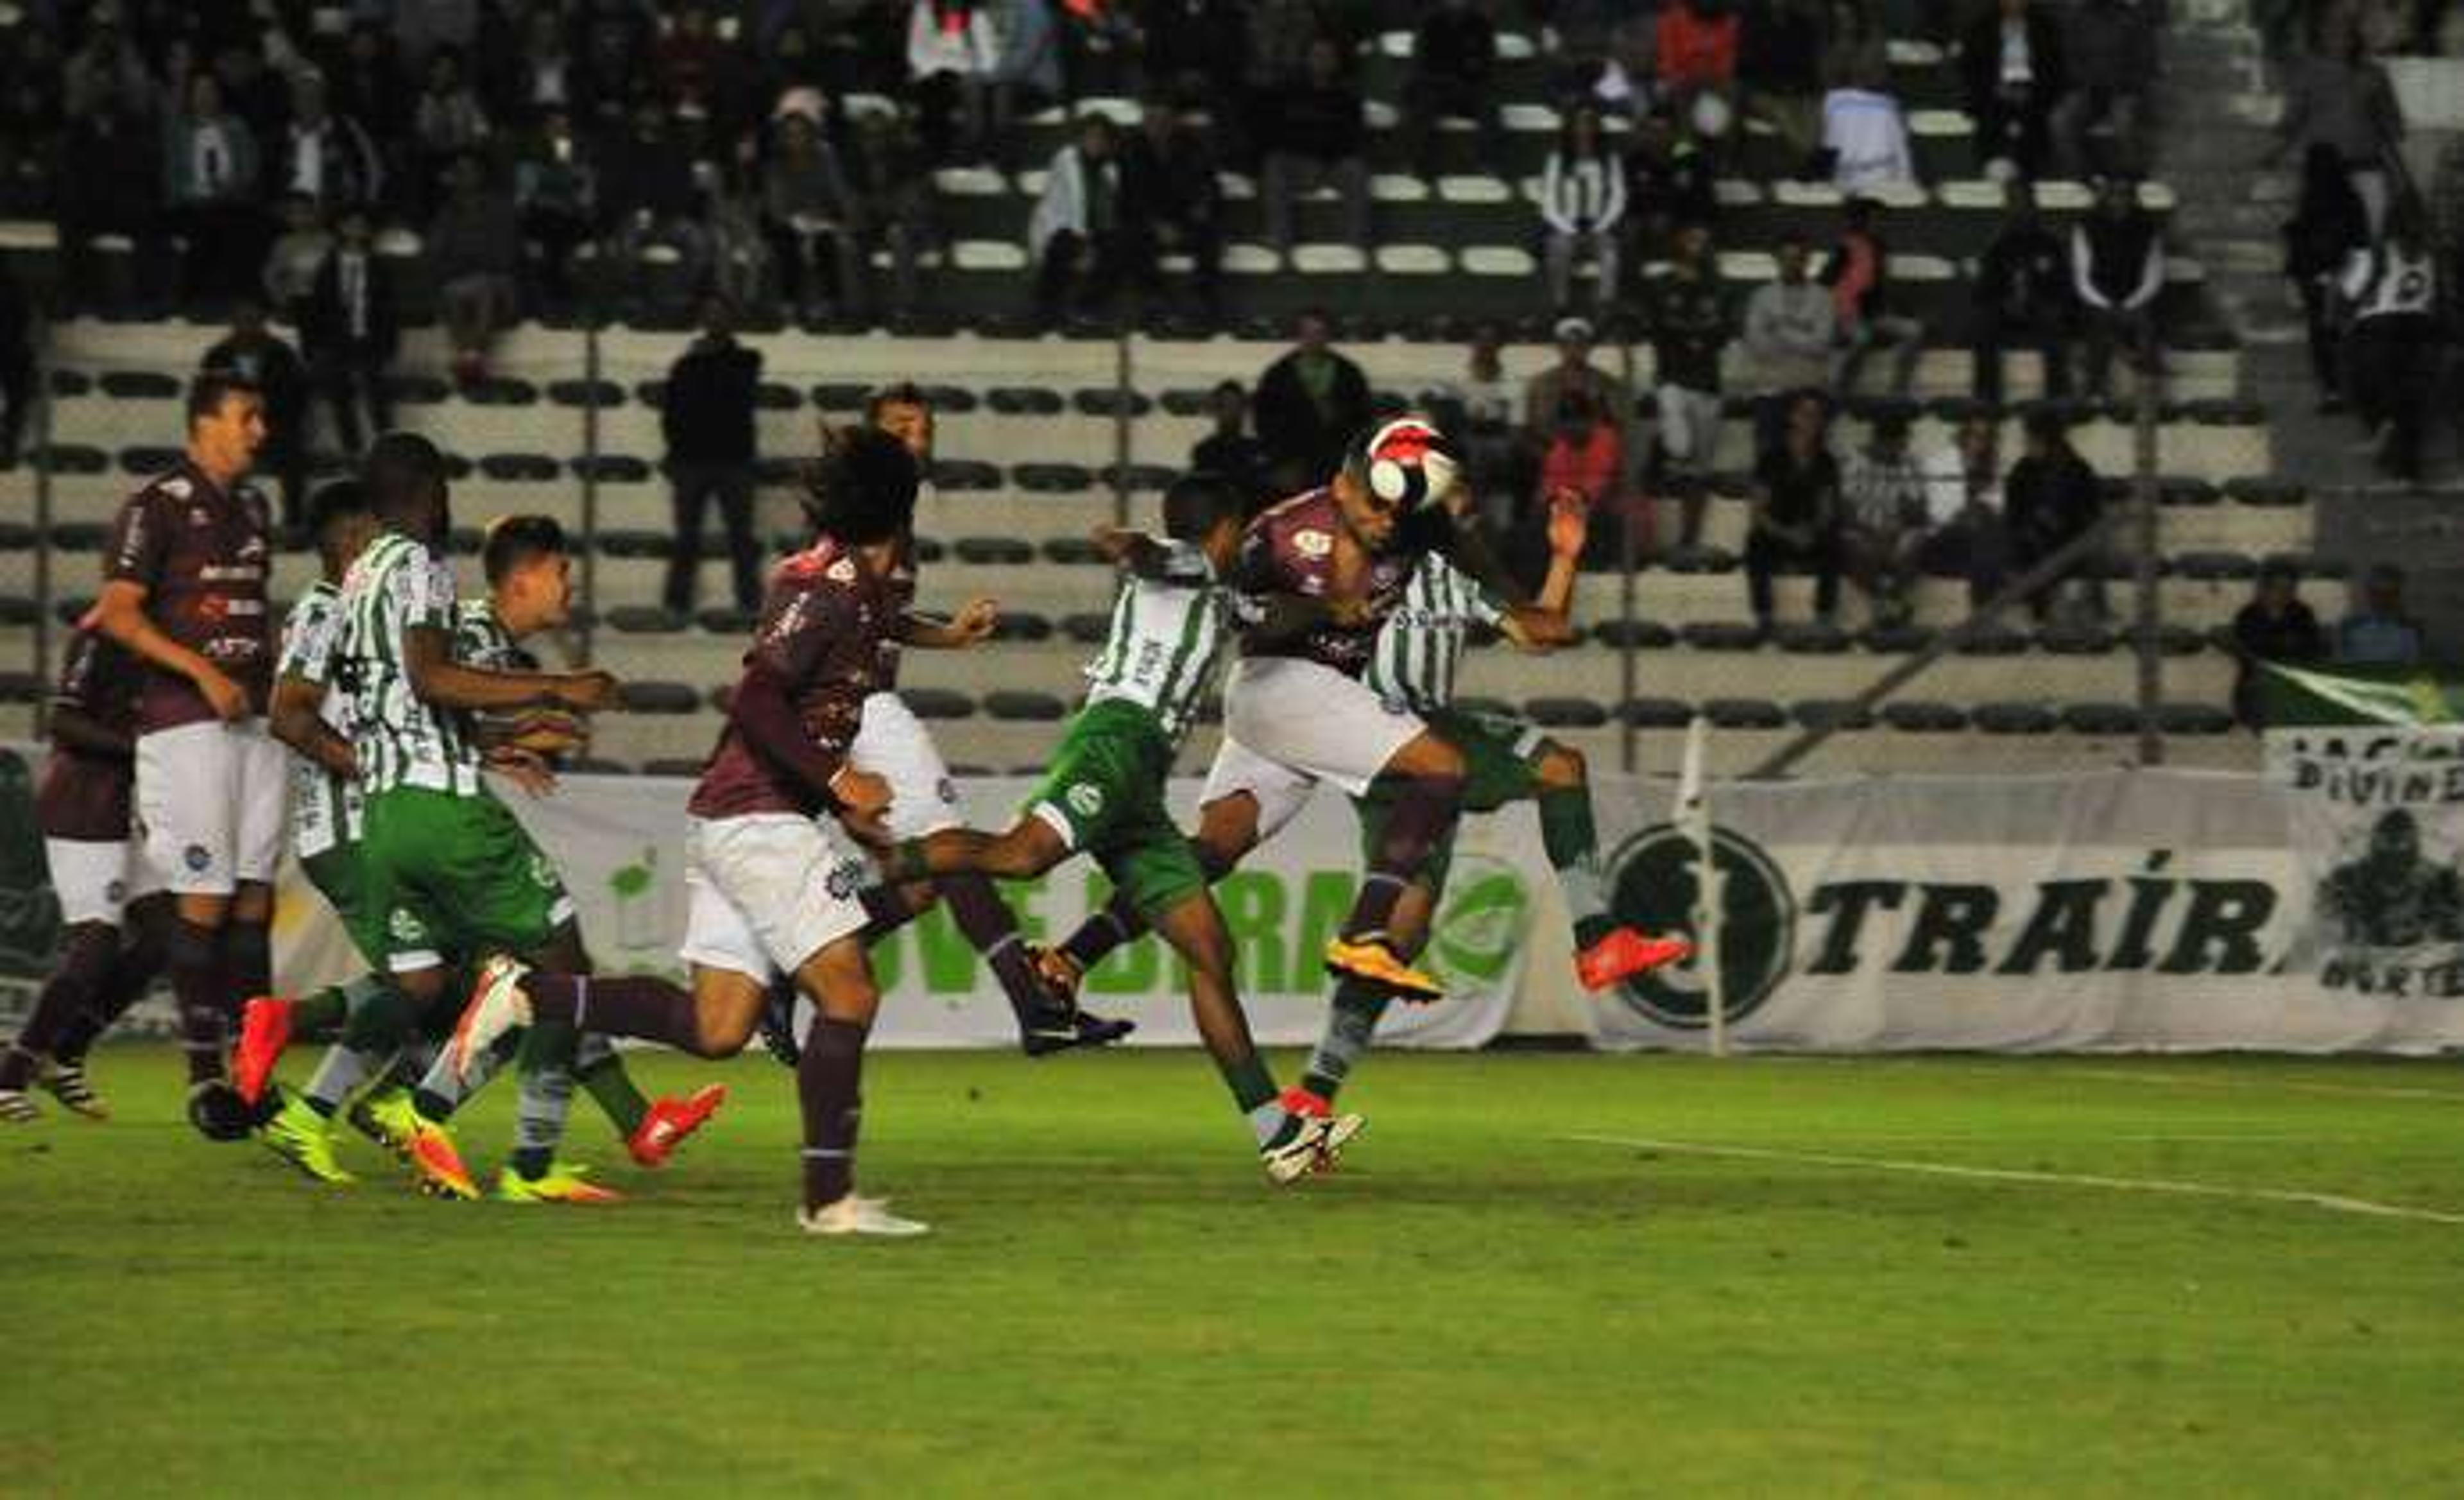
[
  {"left": 1881, "top": 701, "right": 1969, "bottom": 732},
  {"left": 1013, "top": 463, "right": 1093, "bottom": 493},
  {"left": 1792, "top": 698, "right": 1876, "bottom": 730},
  {"left": 479, "top": 453, "right": 561, "bottom": 483},
  {"left": 572, "top": 454, "right": 653, "bottom": 483},
  {"left": 1774, "top": 622, "right": 1852, "bottom": 654},
  {"left": 955, "top": 537, "right": 1034, "bottom": 565},
  {"left": 1527, "top": 696, "right": 1609, "bottom": 728},
  {"left": 1705, "top": 698, "right": 1788, "bottom": 730},
  {"left": 1043, "top": 538, "right": 1104, "bottom": 566},
  {"left": 2155, "top": 703, "right": 2236, "bottom": 736},
  {"left": 118, "top": 445, "right": 182, "bottom": 474},
  {"left": 463, "top": 377, "right": 540, "bottom": 406},
  {"left": 902, "top": 687, "right": 974, "bottom": 720},
  {"left": 547, "top": 379, "right": 624, "bottom": 408},
  {"left": 607, "top": 606, "right": 685, "bottom": 634},
  {"left": 2174, "top": 550, "right": 2257, "bottom": 581},
  {"left": 2061, "top": 702, "right": 2142, "bottom": 735},
  {"left": 1061, "top": 612, "right": 1112, "bottom": 644},
  {"left": 993, "top": 611, "right": 1053, "bottom": 641},
  {"left": 1591, "top": 619, "right": 1677, "bottom": 650},
  {"left": 98, "top": 370, "right": 181, "bottom": 399},
  {"left": 985, "top": 689, "right": 1066, "bottom": 721},
  {"left": 694, "top": 607, "right": 755, "bottom": 635},
  {"left": 1861, "top": 622, "right": 1938, "bottom": 653},
  {"left": 1952, "top": 627, "right": 2031, "bottom": 657},
  {"left": 1682, "top": 621, "right": 1765, "bottom": 652},
  {"left": 617, "top": 682, "right": 700, "bottom": 714},
  {"left": 989, "top": 386, "right": 1065, "bottom": 415},
  {"left": 2039, "top": 623, "right": 2118, "bottom": 655},
  {"left": 597, "top": 530, "right": 672, "bottom": 558},
  {"left": 1974, "top": 702, "right": 2060, "bottom": 735}
]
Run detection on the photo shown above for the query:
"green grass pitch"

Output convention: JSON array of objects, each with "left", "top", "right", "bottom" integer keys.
[{"left": 6, "top": 1045, "right": 2464, "bottom": 1495}]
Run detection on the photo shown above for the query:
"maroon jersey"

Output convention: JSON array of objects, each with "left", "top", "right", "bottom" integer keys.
[
  {"left": 1228, "top": 487, "right": 1446, "bottom": 678},
  {"left": 35, "top": 630, "right": 144, "bottom": 841},
  {"left": 876, "top": 531, "right": 918, "bottom": 687},
  {"left": 689, "top": 535, "right": 898, "bottom": 820},
  {"left": 103, "top": 459, "right": 274, "bottom": 732}
]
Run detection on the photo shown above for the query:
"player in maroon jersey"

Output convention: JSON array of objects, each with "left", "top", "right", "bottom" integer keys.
[
  {"left": 87, "top": 372, "right": 283, "bottom": 1137},
  {"left": 0, "top": 632, "right": 172, "bottom": 1122},
  {"left": 449, "top": 426, "right": 932, "bottom": 1235}
]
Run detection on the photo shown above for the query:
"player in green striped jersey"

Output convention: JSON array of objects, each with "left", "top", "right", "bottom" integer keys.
[{"left": 877, "top": 474, "right": 1362, "bottom": 1182}]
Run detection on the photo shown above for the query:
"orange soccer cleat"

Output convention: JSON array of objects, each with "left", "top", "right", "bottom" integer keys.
[
  {"left": 1575, "top": 928, "right": 1695, "bottom": 992},
  {"left": 232, "top": 997, "right": 295, "bottom": 1106},
  {"left": 627, "top": 1083, "right": 729, "bottom": 1168}
]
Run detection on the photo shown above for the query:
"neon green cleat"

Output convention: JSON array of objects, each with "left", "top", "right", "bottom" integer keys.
[
  {"left": 259, "top": 1096, "right": 355, "bottom": 1185},
  {"left": 348, "top": 1087, "right": 424, "bottom": 1160},
  {"left": 493, "top": 1162, "right": 624, "bottom": 1205}
]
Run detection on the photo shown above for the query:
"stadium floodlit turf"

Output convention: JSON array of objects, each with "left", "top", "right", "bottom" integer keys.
[{"left": 7, "top": 1046, "right": 2464, "bottom": 1495}]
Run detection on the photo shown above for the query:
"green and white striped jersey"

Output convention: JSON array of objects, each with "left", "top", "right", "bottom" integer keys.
[
  {"left": 1364, "top": 554, "right": 1506, "bottom": 715},
  {"left": 334, "top": 531, "right": 483, "bottom": 798},
  {"left": 1082, "top": 539, "right": 1226, "bottom": 745},
  {"left": 276, "top": 580, "right": 363, "bottom": 859},
  {"left": 452, "top": 598, "right": 531, "bottom": 671}
]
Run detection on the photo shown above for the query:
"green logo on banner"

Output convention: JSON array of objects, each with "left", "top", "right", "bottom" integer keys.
[
  {"left": 0, "top": 747, "right": 61, "bottom": 981},
  {"left": 1603, "top": 822, "right": 1794, "bottom": 1029},
  {"left": 1425, "top": 854, "right": 1531, "bottom": 987}
]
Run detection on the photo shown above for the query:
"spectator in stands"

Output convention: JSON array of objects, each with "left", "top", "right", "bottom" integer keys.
[
  {"left": 908, "top": 0, "right": 998, "bottom": 163},
  {"left": 1824, "top": 197, "right": 1925, "bottom": 396},
  {"left": 764, "top": 110, "right": 868, "bottom": 325},
  {"left": 1972, "top": 179, "right": 2074, "bottom": 406},
  {"left": 262, "top": 192, "right": 330, "bottom": 325},
  {"left": 597, "top": 99, "right": 710, "bottom": 295},
  {"left": 1962, "top": 0, "right": 2064, "bottom": 182},
  {"left": 2053, "top": 0, "right": 2157, "bottom": 178},
  {"left": 1192, "top": 379, "right": 1275, "bottom": 514},
  {"left": 2072, "top": 173, "right": 2165, "bottom": 402},
  {"left": 1818, "top": 0, "right": 1890, "bottom": 95},
  {"left": 660, "top": 295, "right": 764, "bottom": 616},
  {"left": 56, "top": 98, "right": 161, "bottom": 311},
  {"left": 412, "top": 47, "right": 492, "bottom": 216},
  {"left": 1262, "top": 37, "right": 1371, "bottom": 255},
  {"left": 1541, "top": 106, "right": 1629, "bottom": 314},
  {"left": 300, "top": 204, "right": 398, "bottom": 457},
  {"left": 1244, "top": 0, "right": 1324, "bottom": 107},
  {"left": 1740, "top": 0, "right": 1831, "bottom": 174},
  {"left": 2003, "top": 408, "right": 2103, "bottom": 621},
  {"left": 427, "top": 151, "right": 522, "bottom": 386},
  {"left": 1821, "top": 57, "right": 1915, "bottom": 191},
  {"left": 1743, "top": 232, "right": 1839, "bottom": 457},
  {"left": 2341, "top": 196, "right": 2442, "bottom": 483},
  {"left": 1402, "top": 0, "right": 1503, "bottom": 180},
  {"left": 2284, "top": 142, "right": 2371, "bottom": 415},
  {"left": 703, "top": 169, "right": 774, "bottom": 317},
  {"left": 985, "top": 0, "right": 1063, "bottom": 166},
  {"left": 2271, "top": 8, "right": 2404, "bottom": 237},
  {"left": 330, "top": 24, "right": 413, "bottom": 156},
  {"left": 1029, "top": 113, "right": 1125, "bottom": 327},
  {"left": 1543, "top": 0, "right": 1625, "bottom": 100},
  {"left": 1840, "top": 411, "right": 1931, "bottom": 625},
  {"left": 1525, "top": 315, "right": 1638, "bottom": 436},
  {"left": 2231, "top": 561, "right": 2328, "bottom": 726},
  {"left": 201, "top": 295, "right": 308, "bottom": 532},
  {"left": 162, "top": 71, "right": 266, "bottom": 306},
  {"left": 1135, "top": 0, "right": 1251, "bottom": 144},
  {"left": 1120, "top": 97, "right": 1226, "bottom": 323},
  {"left": 513, "top": 107, "right": 597, "bottom": 312},
  {"left": 1645, "top": 221, "right": 1734, "bottom": 546},
  {"left": 507, "top": 6, "right": 581, "bottom": 119},
  {"left": 844, "top": 107, "right": 939, "bottom": 318},
  {"left": 276, "top": 73, "right": 384, "bottom": 220},
  {"left": 1622, "top": 106, "right": 1720, "bottom": 264},
  {"left": 1747, "top": 391, "right": 1844, "bottom": 628},
  {"left": 2336, "top": 563, "right": 2427, "bottom": 666},
  {"left": 653, "top": 2, "right": 729, "bottom": 114},
  {"left": 1917, "top": 413, "right": 2011, "bottom": 605},
  {"left": 1657, "top": 0, "right": 1745, "bottom": 158},
  {"left": 0, "top": 258, "right": 28, "bottom": 470},
  {"left": 1254, "top": 307, "right": 1371, "bottom": 492},
  {"left": 210, "top": 43, "right": 291, "bottom": 153},
  {"left": 1437, "top": 326, "right": 1528, "bottom": 526},
  {"left": 62, "top": 21, "right": 154, "bottom": 125}
]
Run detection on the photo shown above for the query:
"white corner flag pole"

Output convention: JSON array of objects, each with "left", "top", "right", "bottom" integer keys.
[{"left": 1677, "top": 712, "right": 1727, "bottom": 1058}]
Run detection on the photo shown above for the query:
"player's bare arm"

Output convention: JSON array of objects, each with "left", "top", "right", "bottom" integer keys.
[
  {"left": 1500, "top": 488, "right": 1589, "bottom": 651},
  {"left": 1091, "top": 523, "right": 1180, "bottom": 579},
  {"left": 269, "top": 673, "right": 357, "bottom": 780},
  {"left": 87, "top": 580, "right": 248, "bottom": 722},
  {"left": 400, "top": 625, "right": 617, "bottom": 713},
  {"left": 898, "top": 597, "right": 998, "bottom": 649}
]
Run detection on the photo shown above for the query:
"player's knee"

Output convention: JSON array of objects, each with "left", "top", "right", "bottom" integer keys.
[
  {"left": 699, "top": 1003, "right": 760, "bottom": 1059},
  {"left": 1536, "top": 742, "right": 1587, "bottom": 791}
]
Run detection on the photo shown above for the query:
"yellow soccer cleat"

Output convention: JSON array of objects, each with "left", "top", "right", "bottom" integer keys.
[
  {"left": 494, "top": 1162, "right": 625, "bottom": 1205},
  {"left": 259, "top": 1095, "right": 356, "bottom": 1185},
  {"left": 347, "top": 1087, "right": 424, "bottom": 1160},
  {"left": 1323, "top": 936, "right": 1444, "bottom": 1001}
]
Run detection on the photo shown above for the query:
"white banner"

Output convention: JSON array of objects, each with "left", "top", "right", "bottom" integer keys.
[
  {"left": 2266, "top": 728, "right": 2464, "bottom": 1001},
  {"left": 1585, "top": 768, "right": 2464, "bottom": 1054},
  {"left": 280, "top": 772, "right": 1529, "bottom": 1051}
]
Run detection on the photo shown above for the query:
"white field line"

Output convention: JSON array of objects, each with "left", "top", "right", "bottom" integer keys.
[
  {"left": 1561, "top": 1133, "right": 2464, "bottom": 1226},
  {"left": 2062, "top": 1069, "right": 2464, "bottom": 1104}
]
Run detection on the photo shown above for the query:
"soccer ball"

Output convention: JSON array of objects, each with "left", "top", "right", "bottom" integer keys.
[
  {"left": 187, "top": 1080, "right": 256, "bottom": 1142},
  {"left": 1362, "top": 417, "right": 1462, "bottom": 512}
]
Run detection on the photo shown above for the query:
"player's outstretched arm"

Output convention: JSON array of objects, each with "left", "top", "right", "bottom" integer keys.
[
  {"left": 899, "top": 598, "right": 999, "bottom": 650},
  {"left": 269, "top": 674, "right": 357, "bottom": 779},
  {"left": 1500, "top": 487, "right": 1588, "bottom": 653},
  {"left": 87, "top": 581, "right": 247, "bottom": 721},
  {"left": 1091, "top": 524, "right": 1177, "bottom": 580},
  {"left": 402, "top": 625, "right": 616, "bottom": 714}
]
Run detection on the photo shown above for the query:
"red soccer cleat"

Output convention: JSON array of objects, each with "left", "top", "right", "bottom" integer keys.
[
  {"left": 232, "top": 997, "right": 295, "bottom": 1106},
  {"left": 1575, "top": 928, "right": 1696, "bottom": 992},
  {"left": 1279, "top": 1085, "right": 1332, "bottom": 1119},
  {"left": 627, "top": 1083, "right": 728, "bottom": 1168}
]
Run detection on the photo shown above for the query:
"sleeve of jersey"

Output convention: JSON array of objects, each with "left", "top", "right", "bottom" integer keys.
[
  {"left": 1222, "top": 525, "right": 1283, "bottom": 632},
  {"left": 103, "top": 491, "right": 166, "bottom": 587},
  {"left": 1158, "top": 539, "right": 1213, "bottom": 587},
  {"left": 746, "top": 571, "right": 842, "bottom": 684},
  {"left": 277, "top": 598, "right": 335, "bottom": 684},
  {"left": 398, "top": 553, "right": 456, "bottom": 633},
  {"left": 49, "top": 632, "right": 96, "bottom": 716}
]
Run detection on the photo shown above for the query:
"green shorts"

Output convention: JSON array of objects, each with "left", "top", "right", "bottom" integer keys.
[
  {"left": 1353, "top": 707, "right": 1546, "bottom": 896},
  {"left": 353, "top": 786, "right": 574, "bottom": 974},
  {"left": 1028, "top": 698, "right": 1209, "bottom": 921}
]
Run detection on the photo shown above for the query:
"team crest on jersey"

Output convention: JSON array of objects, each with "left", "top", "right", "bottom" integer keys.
[
  {"left": 529, "top": 852, "right": 559, "bottom": 890},
  {"left": 1066, "top": 783, "right": 1105, "bottom": 818},
  {"left": 389, "top": 908, "right": 427, "bottom": 943},
  {"left": 826, "top": 557, "right": 857, "bottom": 583},
  {"left": 184, "top": 843, "right": 213, "bottom": 874},
  {"left": 161, "top": 478, "right": 193, "bottom": 500},
  {"left": 1293, "top": 529, "right": 1333, "bottom": 559},
  {"left": 825, "top": 858, "right": 866, "bottom": 901}
]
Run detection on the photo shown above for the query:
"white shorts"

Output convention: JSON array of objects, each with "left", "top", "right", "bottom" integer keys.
[
  {"left": 1221, "top": 656, "right": 1426, "bottom": 799},
  {"left": 43, "top": 837, "right": 163, "bottom": 928},
  {"left": 1198, "top": 737, "right": 1320, "bottom": 847},
  {"left": 134, "top": 718, "right": 287, "bottom": 896},
  {"left": 678, "top": 814, "right": 873, "bottom": 983},
  {"left": 852, "top": 691, "right": 962, "bottom": 839}
]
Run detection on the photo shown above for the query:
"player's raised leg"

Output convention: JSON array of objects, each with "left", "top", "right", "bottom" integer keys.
[{"left": 1525, "top": 740, "right": 1693, "bottom": 989}]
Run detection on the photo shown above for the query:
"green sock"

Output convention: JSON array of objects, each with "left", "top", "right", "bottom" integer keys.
[
  {"left": 579, "top": 1050, "right": 649, "bottom": 1137},
  {"left": 1537, "top": 785, "right": 1614, "bottom": 950},
  {"left": 293, "top": 986, "right": 346, "bottom": 1033},
  {"left": 1218, "top": 1052, "right": 1285, "bottom": 1145},
  {"left": 339, "top": 987, "right": 412, "bottom": 1056},
  {"left": 1303, "top": 979, "right": 1390, "bottom": 1101}
]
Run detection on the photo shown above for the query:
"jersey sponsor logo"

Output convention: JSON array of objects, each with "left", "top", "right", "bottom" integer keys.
[
  {"left": 1602, "top": 822, "right": 1794, "bottom": 1030},
  {"left": 1066, "top": 782, "right": 1105, "bottom": 818},
  {"left": 826, "top": 557, "right": 857, "bottom": 583},
  {"left": 161, "top": 478, "right": 192, "bottom": 500},
  {"left": 1292, "top": 528, "right": 1332, "bottom": 558}
]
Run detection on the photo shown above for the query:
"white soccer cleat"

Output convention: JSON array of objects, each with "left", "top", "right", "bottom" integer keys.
[
  {"left": 449, "top": 954, "right": 535, "bottom": 1082},
  {"left": 797, "top": 1194, "right": 931, "bottom": 1237},
  {"left": 1313, "top": 1112, "right": 1368, "bottom": 1174},
  {"left": 1262, "top": 1116, "right": 1333, "bottom": 1184}
]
